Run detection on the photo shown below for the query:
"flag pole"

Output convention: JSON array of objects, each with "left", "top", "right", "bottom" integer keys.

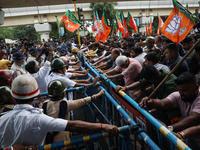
[
  {"left": 73, "top": 0, "right": 81, "bottom": 47},
  {"left": 147, "top": 38, "right": 200, "bottom": 100}
]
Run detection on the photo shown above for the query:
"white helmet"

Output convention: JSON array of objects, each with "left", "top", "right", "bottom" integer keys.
[
  {"left": 115, "top": 56, "right": 128, "bottom": 67},
  {"left": 11, "top": 75, "right": 40, "bottom": 100}
]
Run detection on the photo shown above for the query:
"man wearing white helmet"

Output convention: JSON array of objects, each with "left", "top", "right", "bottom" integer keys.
[{"left": 0, "top": 75, "right": 119, "bottom": 149}]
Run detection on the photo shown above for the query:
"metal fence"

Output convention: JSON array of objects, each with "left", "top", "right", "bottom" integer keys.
[{"left": 38, "top": 54, "right": 191, "bottom": 150}]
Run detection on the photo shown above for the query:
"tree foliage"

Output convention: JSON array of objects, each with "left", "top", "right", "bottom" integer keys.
[
  {"left": 0, "top": 27, "right": 14, "bottom": 39},
  {"left": 49, "top": 22, "right": 59, "bottom": 38},
  {"left": 90, "top": 2, "right": 117, "bottom": 29},
  {"left": 12, "top": 25, "right": 39, "bottom": 40}
]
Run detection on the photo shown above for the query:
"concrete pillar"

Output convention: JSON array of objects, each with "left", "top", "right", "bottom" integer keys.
[
  {"left": 34, "top": 23, "right": 51, "bottom": 41},
  {"left": 0, "top": 9, "right": 5, "bottom": 25}
]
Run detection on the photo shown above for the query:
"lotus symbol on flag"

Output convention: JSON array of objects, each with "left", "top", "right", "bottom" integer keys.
[
  {"left": 165, "top": 14, "right": 186, "bottom": 36},
  {"left": 100, "top": 24, "right": 104, "bottom": 33},
  {"left": 94, "top": 20, "right": 101, "bottom": 37},
  {"left": 64, "top": 19, "right": 71, "bottom": 28}
]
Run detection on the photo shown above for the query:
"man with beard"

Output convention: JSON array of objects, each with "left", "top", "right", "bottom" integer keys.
[
  {"left": 11, "top": 52, "right": 26, "bottom": 79},
  {"left": 139, "top": 72, "right": 200, "bottom": 148}
]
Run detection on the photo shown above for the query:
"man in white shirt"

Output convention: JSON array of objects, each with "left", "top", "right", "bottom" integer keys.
[
  {"left": 25, "top": 47, "right": 53, "bottom": 93},
  {"left": 45, "top": 58, "right": 99, "bottom": 100},
  {"left": 11, "top": 52, "right": 26, "bottom": 79},
  {"left": 0, "top": 75, "right": 119, "bottom": 149}
]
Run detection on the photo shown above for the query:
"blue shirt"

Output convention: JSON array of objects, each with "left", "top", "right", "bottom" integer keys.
[{"left": 164, "top": 55, "right": 189, "bottom": 76}]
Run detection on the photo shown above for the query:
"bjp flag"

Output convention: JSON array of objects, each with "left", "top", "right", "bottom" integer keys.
[
  {"left": 146, "top": 25, "right": 150, "bottom": 35},
  {"left": 101, "top": 9, "right": 111, "bottom": 43},
  {"left": 127, "top": 11, "right": 138, "bottom": 33},
  {"left": 157, "top": 13, "right": 164, "bottom": 35},
  {"left": 61, "top": 10, "right": 81, "bottom": 32},
  {"left": 149, "top": 17, "right": 153, "bottom": 33},
  {"left": 116, "top": 10, "right": 125, "bottom": 38},
  {"left": 161, "top": 0, "right": 196, "bottom": 44}
]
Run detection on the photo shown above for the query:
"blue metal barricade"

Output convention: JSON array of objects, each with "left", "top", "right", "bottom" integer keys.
[
  {"left": 79, "top": 53, "right": 191, "bottom": 150},
  {"left": 38, "top": 53, "right": 191, "bottom": 150}
]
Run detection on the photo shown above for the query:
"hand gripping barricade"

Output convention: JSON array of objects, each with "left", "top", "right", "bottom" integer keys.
[
  {"left": 39, "top": 73, "right": 160, "bottom": 150},
  {"left": 38, "top": 53, "right": 191, "bottom": 150},
  {"left": 78, "top": 53, "right": 192, "bottom": 150}
]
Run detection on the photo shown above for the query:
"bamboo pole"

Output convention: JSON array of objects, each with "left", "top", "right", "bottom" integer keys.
[
  {"left": 148, "top": 38, "right": 200, "bottom": 99},
  {"left": 73, "top": 0, "right": 81, "bottom": 47}
]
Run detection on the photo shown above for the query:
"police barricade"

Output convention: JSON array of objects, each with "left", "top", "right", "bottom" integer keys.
[
  {"left": 39, "top": 125, "right": 133, "bottom": 150},
  {"left": 39, "top": 79, "right": 159, "bottom": 149},
  {"left": 39, "top": 61, "right": 160, "bottom": 149},
  {"left": 79, "top": 53, "right": 191, "bottom": 150}
]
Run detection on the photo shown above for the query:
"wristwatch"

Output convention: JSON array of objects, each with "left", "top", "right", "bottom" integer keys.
[{"left": 168, "top": 125, "right": 174, "bottom": 132}]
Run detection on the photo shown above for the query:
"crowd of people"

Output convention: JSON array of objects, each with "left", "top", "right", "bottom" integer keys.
[{"left": 0, "top": 30, "right": 200, "bottom": 149}]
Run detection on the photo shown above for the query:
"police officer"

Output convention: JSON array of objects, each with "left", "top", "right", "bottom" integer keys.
[
  {"left": 11, "top": 51, "right": 26, "bottom": 79},
  {"left": 0, "top": 75, "right": 119, "bottom": 149},
  {"left": 45, "top": 58, "right": 99, "bottom": 94},
  {"left": 0, "top": 86, "right": 15, "bottom": 113},
  {"left": 43, "top": 79, "right": 105, "bottom": 143}
]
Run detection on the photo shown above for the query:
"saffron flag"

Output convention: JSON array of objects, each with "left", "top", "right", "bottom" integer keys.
[
  {"left": 146, "top": 25, "right": 150, "bottom": 35},
  {"left": 157, "top": 13, "right": 164, "bottom": 35},
  {"left": 101, "top": 9, "right": 111, "bottom": 43},
  {"left": 161, "top": 0, "right": 196, "bottom": 44},
  {"left": 95, "top": 10, "right": 101, "bottom": 42},
  {"left": 148, "top": 22, "right": 151, "bottom": 34},
  {"left": 120, "top": 11, "right": 129, "bottom": 37},
  {"left": 61, "top": 10, "right": 81, "bottom": 32},
  {"left": 116, "top": 10, "right": 125, "bottom": 38},
  {"left": 149, "top": 17, "right": 153, "bottom": 33},
  {"left": 92, "top": 10, "right": 97, "bottom": 32},
  {"left": 127, "top": 11, "right": 138, "bottom": 33}
]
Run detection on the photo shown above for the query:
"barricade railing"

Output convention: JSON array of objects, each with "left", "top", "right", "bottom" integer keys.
[
  {"left": 39, "top": 67, "right": 160, "bottom": 149},
  {"left": 86, "top": 72, "right": 160, "bottom": 150},
  {"left": 79, "top": 53, "right": 191, "bottom": 150},
  {"left": 39, "top": 125, "right": 132, "bottom": 150},
  {"left": 40, "top": 86, "right": 84, "bottom": 96}
]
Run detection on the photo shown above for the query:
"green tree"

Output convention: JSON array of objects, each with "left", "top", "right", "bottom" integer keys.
[
  {"left": 12, "top": 25, "right": 39, "bottom": 40},
  {"left": 90, "top": 2, "right": 117, "bottom": 30},
  {"left": 0, "top": 27, "right": 14, "bottom": 39},
  {"left": 49, "top": 22, "right": 59, "bottom": 38}
]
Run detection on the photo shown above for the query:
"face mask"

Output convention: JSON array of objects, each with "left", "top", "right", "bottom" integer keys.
[{"left": 15, "top": 59, "right": 24, "bottom": 66}]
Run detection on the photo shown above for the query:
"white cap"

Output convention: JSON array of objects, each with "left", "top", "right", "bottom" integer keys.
[
  {"left": 115, "top": 56, "right": 128, "bottom": 67},
  {"left": 11, "top": 75, "right": 40, "bottom": 100}
]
